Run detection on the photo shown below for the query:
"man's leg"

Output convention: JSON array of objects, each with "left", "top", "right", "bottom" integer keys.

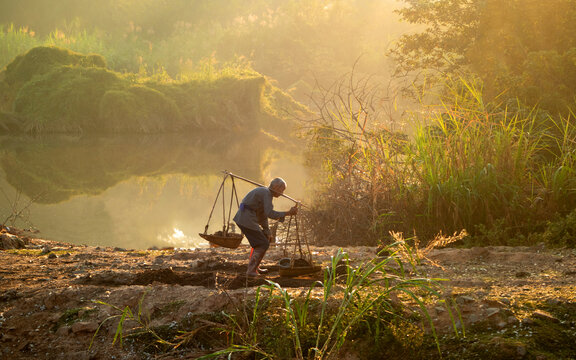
[
  {"left": 249, "top": 248, "right": 269, "bottom": 274},
  {"left": 238, "top": 225, "right": 270, "bottom": 277}
]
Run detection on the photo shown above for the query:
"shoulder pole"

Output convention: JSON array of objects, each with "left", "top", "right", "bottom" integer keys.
[{"left": 222, "top": 170, "right": 303, "bottom": 205}]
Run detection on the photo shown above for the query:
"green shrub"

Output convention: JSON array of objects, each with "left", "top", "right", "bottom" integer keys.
[
  {"left": 2, "top": 46, "right": 305, "bottom": 134},
  {"left": 13, "top": 65, "right": 123, "bottom": 133},
  {"left": 3, "top": 45, "right": 105, "bottom": 88}
]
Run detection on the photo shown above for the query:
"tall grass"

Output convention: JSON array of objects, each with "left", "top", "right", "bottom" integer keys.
[
  {"left": 200, "top": 244, "right": 461, "bottom": 359},
  {"left": 0, "top": 24, "right": 41, "bottom": 70},
  {"left": 305, "top": 74, "right": 576, "bottom": 246},
  {"left": 408, "top": 78, "right": 544, "bottom": 233}
]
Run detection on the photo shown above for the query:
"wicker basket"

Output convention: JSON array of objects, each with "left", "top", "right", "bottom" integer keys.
[{"left": 199, "top": 232, "right": 243, "bottom": 249}]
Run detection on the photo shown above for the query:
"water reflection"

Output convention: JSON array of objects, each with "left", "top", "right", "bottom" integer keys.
[{"left": 0, "top": 133, "right": 308, "bottom": 249}]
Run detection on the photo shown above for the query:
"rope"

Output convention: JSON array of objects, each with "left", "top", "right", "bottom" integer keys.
[{"left": 204, "top": 174, "right": 228, "bottom": 234}]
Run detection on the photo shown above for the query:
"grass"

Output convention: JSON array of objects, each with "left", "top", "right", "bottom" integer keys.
[
  {"left": 87, "top": 238, "right": 461, "bottom": 359},
  {"left": 198, "top": 242, "right": 462, "bottom": 359},
  {"left": 1, "top": 45, "right": 308, "bottom": 134},
  {"left": 304, "top": 74, "right": 576, "bottom": 247}
]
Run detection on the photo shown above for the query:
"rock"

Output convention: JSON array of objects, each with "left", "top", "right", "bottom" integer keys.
[
  {"left": 507, "top": 316, "right": 519, "bottom": 325},
  {"left": 435, "top": 306, "right": 446, "bottom": 314},
  {"left": 517, "top": 345, "right": 527, "bottom": 357},
  {"left": 485, "top": 299, "right": 507, "bottom": 308},
  {"left": 515, "top": 271, "right": 530, "bottom": 278},
  {"left": 521, "top": 317, "right": 535, "bottom": 326},
  {"left": 172, "top": 252, "right": 196, "bottom": 260},
  {"left": 456, "top": 295, "right": 475, "bottom": 305},
  {"left": 531, "top": 309, "right": 559, "bottom": 323},
  {"left": 467, "top": 314, "right": 481, "bottom": 324},
  {"left": 0, "top": 233, "right": 26, "bottom": 250},
  {"left": 485, "top": 308, "right": 501, "bottom": 318},
  {"left": 71, "top": 321, "right": 99, "bottom": 334},
  {"left": 47, "top": 253, "right": 57, "bottom": 259},
  {"left": 56, "top": 326, "right": 71, "bottom": 336}
]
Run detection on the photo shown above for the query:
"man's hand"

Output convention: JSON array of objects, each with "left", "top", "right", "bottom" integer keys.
[{"left": 286, "top": 205, "right": 299, "bottom": 216}]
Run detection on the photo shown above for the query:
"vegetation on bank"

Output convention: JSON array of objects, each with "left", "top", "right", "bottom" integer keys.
[
  {"left": 303, "top": 74, "right": 576, "bottom": 249},
  {"left": 301, "top": 0, "right": 576, "bottom": 249},
  {"left": 0, "top": 46, "right": 308, "bottom": 134},
  {"left": 1, "top": 1, "right": 575, "bottom": 248},
  {"left": 91, "top": 244, "right": 463, "bottom": 359}
]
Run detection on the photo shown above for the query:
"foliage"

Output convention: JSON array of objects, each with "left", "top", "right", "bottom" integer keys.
[
  {"left": 0, "top": 1, "right": 405, "bottom": 103},
  {"left": 0, "top": 24, "right": 40, "bottom": 74},
  {"left": 304, "top": 73, "right": 576, "bottom": 246},
  {"left": 200, "top": 246, "right": 461, "bottom": 359},
  {"left": 392, "top": 0, "right": 576, "bottom": 114},
  {"left": 14, "top": 64, "right": 123, "bottom": 133},
  {"left": 1, "top": 46, "right": 306, "bottom": 134},
  {"left": 535, "top": 209, "right": 576, "bottom": 248},
  {"left": 91, "top": 290, "right": 177, "bottom": 351},
  {"left": 302, "top": 69, "right": 411, "bottom": 246}
]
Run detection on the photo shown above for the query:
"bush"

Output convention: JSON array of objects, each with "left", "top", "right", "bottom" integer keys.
[{"left": 2, "top": 46, "right": 306, "bottom": 134}]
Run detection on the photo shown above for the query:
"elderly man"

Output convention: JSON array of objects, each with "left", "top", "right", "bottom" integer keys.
[{"left": 233, "top": 177, "right": 298, "bottom": 277}]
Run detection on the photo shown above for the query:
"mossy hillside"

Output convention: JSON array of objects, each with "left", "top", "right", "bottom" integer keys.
[
  {"left": 99, "top": 85, "right": 184, "bottom": 133},
  {"left": 2, "top": 46, "right": 106, "bottom": 91},
  {"left": 148, "top": 75, "right": 266, "bottom": 131},
  {"left": 13, "top": 65, "right": 126, "bottom": 133},
  {"left": 2, "top": 46, "right": 305, "bottom": 133}
]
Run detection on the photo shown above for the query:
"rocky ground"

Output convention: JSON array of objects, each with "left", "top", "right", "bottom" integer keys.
[{"left": 0, "top": 227, "right": 575, "bottom": 359}]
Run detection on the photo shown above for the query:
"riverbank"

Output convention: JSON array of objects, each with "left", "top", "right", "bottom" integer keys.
[{"left": 0, "top": 227, "right": 575, "bottom": 359}]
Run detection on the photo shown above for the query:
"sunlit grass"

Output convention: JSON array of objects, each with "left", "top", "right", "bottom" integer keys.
[
  {"left": 305, "top": 74, "right": 576, "bottom": 246},
  {"left": 199, "top": 244, "right": 461, "bottom": 359}
]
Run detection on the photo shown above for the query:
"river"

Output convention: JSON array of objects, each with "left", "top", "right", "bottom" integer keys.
[{"left": 0, "top": 132, "right": 309, "bottom": 249}]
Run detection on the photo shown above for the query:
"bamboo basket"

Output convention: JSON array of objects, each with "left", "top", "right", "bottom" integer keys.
[{"left": 199, "top": 232, "right": 243, "bottom": 249}]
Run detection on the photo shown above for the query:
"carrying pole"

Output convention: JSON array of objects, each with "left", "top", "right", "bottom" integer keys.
[{"left": 222, "top": 170, "right": 304, "bottom": 206}]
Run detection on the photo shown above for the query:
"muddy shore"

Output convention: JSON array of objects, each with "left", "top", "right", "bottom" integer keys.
[{"left": 1, "top": 228, "right": 575, "bottom": 359}]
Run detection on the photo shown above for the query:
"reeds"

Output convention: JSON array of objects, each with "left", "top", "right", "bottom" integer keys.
[
  {"left": 305, "top": 74, "right": 576, "bottom": 245},
  {"left": 0, "top": 24, "right": 40, "bottom": 70},
  {"left": 200, "top": 245, "right": 460, "bottom": 359}
]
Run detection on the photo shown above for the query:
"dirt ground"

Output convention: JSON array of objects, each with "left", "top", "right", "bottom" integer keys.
[{"left": 1, "top": 227, "right": 575, "bottom": 359}]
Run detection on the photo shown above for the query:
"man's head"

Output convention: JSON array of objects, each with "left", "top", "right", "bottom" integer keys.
[{"left": 269, "top": 177, "right": 287, "bottom": 198}]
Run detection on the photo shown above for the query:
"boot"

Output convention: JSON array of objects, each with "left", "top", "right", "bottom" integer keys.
[
  {"left": 249, "top": 248, "right": 269, "bottom": 274},
  {"left": 246, "top": 248, "right": 267, "bottom": 278}
]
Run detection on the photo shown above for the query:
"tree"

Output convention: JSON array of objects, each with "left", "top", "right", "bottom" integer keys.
[{"left": 391, "top": 0, "right": 576, "bottom": 113}]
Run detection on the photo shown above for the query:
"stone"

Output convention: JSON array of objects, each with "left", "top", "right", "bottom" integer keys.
[
  {"left": 172, "top": 252, "right": 196, "bottom": 260},
  {"left": 532, "top": 309, "right": 559, "bottom": 323},
  {"left": 517, "top": 345, "right": 527, "bottom": 357},
  {"left": 485, "top": 308, "right": 500, "bottom": 317},
  {"left": 0, "top": 233, "right": 25, "bottom": 250},
  {"left": 456, "top": 295, "right": 475, "bottom": 305},
  {"left": 521, "top": 318, "right": 534, "bottom": 326},
  {"left": 56, "top": 326, "right": 71, "bottom": 336},
  {"left": 507, "top": 316, "right": 519, "bottom": 325},
  {"left": 435, "top": 306, "right": 446, "bottom": 314},
  {"left": 71, "top": 321, "right": 99, "bottom": 334}
]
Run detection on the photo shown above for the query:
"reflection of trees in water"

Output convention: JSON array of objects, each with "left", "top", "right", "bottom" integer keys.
[{"left": 0, "top": 132, "right": 285, "bottom": 204}]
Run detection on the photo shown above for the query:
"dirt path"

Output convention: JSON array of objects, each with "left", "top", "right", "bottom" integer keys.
[{"left": 1, "top": 229, "right": 575, "bottom": 359}]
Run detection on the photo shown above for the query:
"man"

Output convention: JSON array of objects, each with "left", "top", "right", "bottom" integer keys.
[{"left": 233, "top": 177, "right": 298, "bottom": 277}]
